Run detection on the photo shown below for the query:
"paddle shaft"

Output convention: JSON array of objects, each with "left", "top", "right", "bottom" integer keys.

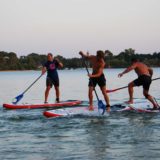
[
  {"left": 82, "top": 57, "right": 100, "bottom": 101},
  {"left": 106, "top": 77, "right": 160, "bottom": 93},
  {"left": 22, "top": 74, "right": 43, "bottom": 94}
]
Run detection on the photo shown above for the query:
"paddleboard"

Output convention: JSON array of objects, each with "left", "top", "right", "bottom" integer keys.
[
  {"left": 130, "top": 107, "right": 160, "bottom": 113},
  {"left": 43, "top": 105, "right": 110, "bottom": 118},
  {"left": 3, "top": 100, "right": 82, "bottom": 109},
  {"left": 43, "top": 100, "right": 160, "bottom": 118},
  {"left": 119, "top": 101, "right": 160, "bottom": 113},
  {"left": 114, "top": 100, "right": 158, "bottom": 112},
  {"left": 43, "top": 103, "right": 129, "bottom": 118},
  {"left": 128, "top": 103, "right": 160, "bottom": 113}
]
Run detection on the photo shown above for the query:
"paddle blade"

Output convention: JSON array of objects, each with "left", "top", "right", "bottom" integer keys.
[
  {"left": 12, "top": 94, "right": 24, "bottom": 104},
  {"left": 98, "top": 100, "right": 106, "bottom": 115}
]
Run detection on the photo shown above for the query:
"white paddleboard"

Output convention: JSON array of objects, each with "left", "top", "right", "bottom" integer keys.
[
  {"left": 114, "top": 100, "right": 157, "bottom": 112},
  {"left": 128, "top": 102, "right": 160, "bottom": 113},
  {"left": 43, "top": 100, "right": 160, "bottom": 118},
  {"left": 43, "top": 106, "right": 109, "bottom": 118},
  {"left": 43, "top": 102, "right": 130, "bottom": 118}
]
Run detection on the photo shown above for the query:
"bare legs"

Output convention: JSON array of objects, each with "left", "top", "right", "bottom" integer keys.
[
  {"left": 54, "top": 86, "right": 60, "bottom": 102},
  {"left": 101, "top": 86, "right": 110, "bottom": 106},
  {"left": 127, "top": 82, "right": 158, "bottom": 108},
  {"left": 44, "top": 86, "right": 60, "bottom": 103},
  {"left": 45, "top": 86, "right": 51, "bottom": 103},
  {"left": 88, "top": 85, "right": 110, "bottom": 111},
  {"left": 88, "top": 86, "right": 94, "bottom": 110},
  {"left": 126, "top": 82, "right": 134, "bottom": 104},
  {"left": 143, "top": 90, "right": 158, "bottom": 108},
  {"left": 101, "top": 86, "right": 110, "bottom": 112}
]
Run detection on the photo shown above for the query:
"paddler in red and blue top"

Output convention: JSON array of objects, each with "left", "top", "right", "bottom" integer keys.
[
  {"left": 118, "top": 58, "right": 158, "bottom": 109},
  {"left": 42, "top": 53, "right": 63, "bottom": 103}
]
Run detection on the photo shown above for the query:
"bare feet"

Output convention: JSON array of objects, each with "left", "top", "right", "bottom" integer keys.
[
  {"left": 152, "top": 107, "right": 158, "bottom": 110},
  {"left": 56, "top": 98, "right": 60, "bottom": 103},
  {"left": 88, "top": 106, "right": 94, "bottom": 111},
  {"left": 107, "top": 107, "right": 110, "bottom": 112},
  {"left": 106, "top": 105, "right": 111, "bottom": 112},
  {"left": 125, "top": 100, "right": 133, "bottom": 104},
  {"left": 153, "top": 104, "right": 159, "bottom": 109}
]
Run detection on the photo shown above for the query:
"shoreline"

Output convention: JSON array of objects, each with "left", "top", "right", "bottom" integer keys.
[
  {"left": 0, "top": 67, "right": 160, "bottom": 72},
  {"left": 0, "top": 70, "right": 40, "bottom": 72}
]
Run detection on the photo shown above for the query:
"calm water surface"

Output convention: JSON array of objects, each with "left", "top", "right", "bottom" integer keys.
[{"left": 0, "top": 68, "right": 160, "bottom": 160}]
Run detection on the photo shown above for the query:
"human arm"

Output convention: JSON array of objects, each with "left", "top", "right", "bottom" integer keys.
[
  {"left": 88, "top": 66, "right": 104, "bottom": 78},
  {"left": 79, "top": 51, "right": 94, "bottom": 59},
  {"left": 55, "top": 58, "right": 63, "bottom": 68},
  {"left": 148, "top": 67, "right": 153, "bottom": 77},
  {"left": 79, "top": 51, "right": 88, "bottom": 58},
  {"left": 41, "top": 66, "right": 47, "bottom": 75},
  {"left": 118, "top": 64, "right": 136, "bottom": 77}
]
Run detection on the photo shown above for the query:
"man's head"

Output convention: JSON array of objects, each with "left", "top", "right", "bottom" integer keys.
[
  {"left": 47, "top": 53, "right": 53, "bottom": 61},
  {"left": 96, "top": 50, "right": 105, "bottom": 60},
  {"left": 131, "top": 57, "right": 139, "bottom": 64}
]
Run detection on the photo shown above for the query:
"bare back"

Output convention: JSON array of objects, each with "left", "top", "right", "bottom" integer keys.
[{"left": 133, "top": 62, "right": 151, "bottom": 76}]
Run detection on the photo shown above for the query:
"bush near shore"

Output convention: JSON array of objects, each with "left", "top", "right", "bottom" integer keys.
[{"left": 0, "top": 48, "right": 160, "bottom": 70}]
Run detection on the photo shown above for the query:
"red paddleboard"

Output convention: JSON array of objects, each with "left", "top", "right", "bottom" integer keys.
[{"left": 3, "top": 100, "right": 82, "bottom": 109}]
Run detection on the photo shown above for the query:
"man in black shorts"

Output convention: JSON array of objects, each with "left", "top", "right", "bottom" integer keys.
[
  {"left": 118, "top": 58, "right": 158, "bottom": 109},
  {"left": 79, "top": 51, "right": 110, "bottom": 111},
  {"left": 42, "top": 53, "right": 63, "bottom": 103}
]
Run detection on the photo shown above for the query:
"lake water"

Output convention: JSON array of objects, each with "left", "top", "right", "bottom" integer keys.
[{"left": 0, "top": 68, "right": 160, "bottom": 160}]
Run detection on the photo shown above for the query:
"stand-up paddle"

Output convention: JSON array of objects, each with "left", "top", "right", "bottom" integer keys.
[
  {"left": 106, "top": 77, "right": 160, "bottom": 93},
  {"left": 81, "top": 56, "right": 106, "bottom": 115},
  {"left": 12, "top": 74, "right": 43, "bottom": 104}
]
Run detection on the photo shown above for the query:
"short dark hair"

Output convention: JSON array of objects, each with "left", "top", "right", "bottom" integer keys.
[
  {"left": 131, "top": 57, "right": 138, "bottom": 63},
  {"left": 48, "top": 53, "right": 53, "bottom": 57},
  {"left": 96, "top": 50, "right": 105, "bottom": 59}
]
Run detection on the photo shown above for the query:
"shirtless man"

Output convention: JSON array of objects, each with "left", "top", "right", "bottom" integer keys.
[
  {"left": 79, "top": 50, "right": 110, "bottom": 110},
  {"left": 118, "top": 58, "right": 158, "bottom": 109}
]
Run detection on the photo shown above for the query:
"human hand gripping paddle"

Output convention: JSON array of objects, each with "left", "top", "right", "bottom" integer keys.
[
  {"left": 106, "top": 77, "right": 160, "bottom": 93},
  {"left": 12, "top": 74, "right": 43, "bottom": 104},
  {"left": 80, "top": 54, "right": 106, "bottom": 115}
]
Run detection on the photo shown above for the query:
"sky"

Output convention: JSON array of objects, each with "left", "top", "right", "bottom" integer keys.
[{"left": 0, "top": 0, "right": 160, "bottom": 58}]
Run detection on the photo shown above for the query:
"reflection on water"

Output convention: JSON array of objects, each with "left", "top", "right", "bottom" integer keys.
[{"left": 0, "top": 68, "right": 160, "bottom": 160}]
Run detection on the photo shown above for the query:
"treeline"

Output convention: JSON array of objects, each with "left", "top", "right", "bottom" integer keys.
[{"left": 0, "top": 48, "right": 160, "bottom": 70}]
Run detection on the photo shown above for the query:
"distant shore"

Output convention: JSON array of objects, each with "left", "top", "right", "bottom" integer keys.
[
  {"left": 0, "top": 67, "right": 160, "bottom": 72},
  {"left": 1, "top": 50, "right": 160, "bottom": 70},
  {"left": 0, "top": 70, "right": 39, "bottom": 72}
]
